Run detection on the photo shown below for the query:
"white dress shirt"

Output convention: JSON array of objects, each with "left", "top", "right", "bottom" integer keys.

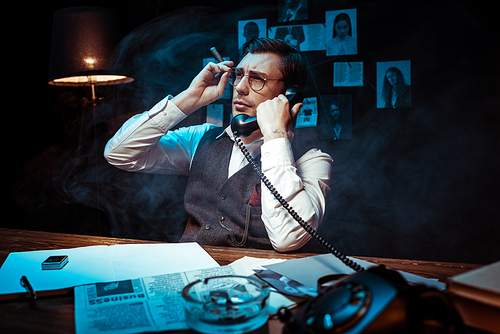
[
  {"left": 326, "top": 35, "right": 357, "bottom": 56},
  {"left": 104, "top": 95, "right": 333, "bottom": 251}
]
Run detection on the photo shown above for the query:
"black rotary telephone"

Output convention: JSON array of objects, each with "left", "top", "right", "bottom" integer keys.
[
  {"left": 229, "top": 78, "right": 462, "bottom": 334},
  {"left": 279, "top": 265, "right": 463, "bottom": 334}
]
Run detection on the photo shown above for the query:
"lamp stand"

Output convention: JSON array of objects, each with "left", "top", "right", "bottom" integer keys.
[{"left": 81, "top": 84, "right": 104, "bottom": 235}]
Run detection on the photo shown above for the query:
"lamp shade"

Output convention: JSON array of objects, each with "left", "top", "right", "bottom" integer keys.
[{"left": 47, "top": 7, "right": 134, "bottom": 86}]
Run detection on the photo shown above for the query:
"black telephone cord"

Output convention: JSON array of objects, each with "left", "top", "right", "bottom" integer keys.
[{"left": 234, "top": 133, "right": 364, "bottom": 272}]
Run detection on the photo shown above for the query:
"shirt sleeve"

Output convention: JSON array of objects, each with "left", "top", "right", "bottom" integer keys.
[
  {"left": 104, "top": 95, "right": 216, "bottom": 175},
  {"left": 260, "top": 138, "right": 333, "bottom": 252}
]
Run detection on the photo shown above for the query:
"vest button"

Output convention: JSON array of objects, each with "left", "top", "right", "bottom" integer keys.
[
  {"left": 221, "top": 194, "right": 226, "bottom": 200},
  {"left": 220, "top": 216, "right": 225, "bottom": 221},
  {"left": 205, "top": 224, "right": 211, "bottom": 230}
]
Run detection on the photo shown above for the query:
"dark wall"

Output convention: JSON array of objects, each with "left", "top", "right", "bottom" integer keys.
[{"left": 6, "top": 0, "right": 499, "bottom": 264}]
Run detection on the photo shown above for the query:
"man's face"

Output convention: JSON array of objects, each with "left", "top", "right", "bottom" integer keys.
[
  {"left": 330, "top": 104, "right": 340, "bottom": 120},
  {"left": 231, "top": 52, "right": 285, "bottom": 118},
  {"left": 244, "top": 24, "right": 259, "bottom": 41}
]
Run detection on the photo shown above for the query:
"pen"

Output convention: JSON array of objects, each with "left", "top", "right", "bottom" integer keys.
[
  {"left": 20, "top": 275, "right": 37, "bottom": 299},
  {"left": 210, "top": 47, "right": 224, "bottom": 63}
]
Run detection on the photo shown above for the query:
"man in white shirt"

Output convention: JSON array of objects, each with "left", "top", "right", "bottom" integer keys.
[{"left": 104, "top": 38, "right": 332, "bottom": 252}]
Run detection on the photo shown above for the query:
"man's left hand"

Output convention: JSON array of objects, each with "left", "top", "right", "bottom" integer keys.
[{"left": 257, "top": 94, "right": 303, "bottom": 142}]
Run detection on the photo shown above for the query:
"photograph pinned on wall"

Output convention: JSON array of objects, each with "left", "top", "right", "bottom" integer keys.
[
  {"left": 376, "top": 60, "right": 411, "bottom": 108},
  {"left": 334, "top": 61, "right": 363, "bottom": 87},
  {"left": 238, "top": 19, "right": 267, "bottom": 59},
  {"left": 206, "top": 104, "right": 224, "bottom": 127},
  {"left": 269, "top": 23, "right": 325, "bottom": 51},
  {"left": 203, "top": 57, "right": 231, "bottom": 100},
  {"left": 295, "top": 97, "right": 318, "bottom": 128},
  {"left": 319, "top": 94, "right": 352, "bottom": 140},
  {"left": 278, "top": 0, "right": 308, "bottom": 23},
  {"left": 270, "top": 25, "right": 305, "bottom": 51},
  {"left": 325, "top": 9, "right": 358, "bottom": 56},
  {"left": 270, "top": 24, "right": 325, "bottom": 51}
]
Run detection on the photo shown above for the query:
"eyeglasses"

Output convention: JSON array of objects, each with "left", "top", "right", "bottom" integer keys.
[{"left": 228, "top": 67, "right": 283, "bottom": 92}]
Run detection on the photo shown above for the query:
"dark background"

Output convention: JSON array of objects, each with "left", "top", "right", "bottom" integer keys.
[{"left": 5, "top": 0, "right": 499, "bottom": 265}]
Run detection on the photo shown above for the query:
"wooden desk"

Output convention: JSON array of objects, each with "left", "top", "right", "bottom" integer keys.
[{"left": 0, "top": 228, "right": 482, "bottom": 334}]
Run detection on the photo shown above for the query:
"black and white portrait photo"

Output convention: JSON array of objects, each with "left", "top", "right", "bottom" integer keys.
[
  {"left": 238, "top": 19, "right": 267, "bottom": 58},
  {"left": 320, "top": 95, "right": 353, "bottom": 140},
  {"left": 326, "top": 9, "right": 358, "bottom": 56},
  {"left": 377, "top": 60, "right": 411, "bottom": 108}
]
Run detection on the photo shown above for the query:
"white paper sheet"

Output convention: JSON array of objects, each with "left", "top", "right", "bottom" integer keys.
[{"left": 0, "top": 243, "right": 218, "bottom": 298}]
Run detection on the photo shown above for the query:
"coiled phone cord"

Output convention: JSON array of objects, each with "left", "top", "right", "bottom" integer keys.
[{"left": 234, "top": 133, "right": 364, "bottom": 272}]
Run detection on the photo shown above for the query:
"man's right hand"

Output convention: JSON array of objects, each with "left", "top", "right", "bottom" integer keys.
[{"left": 171, "top": 60, "right": 233, "bottom": 115}]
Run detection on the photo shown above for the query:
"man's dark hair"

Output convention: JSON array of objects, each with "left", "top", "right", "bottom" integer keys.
[{"left": 241, "top": 37, "right": 307, "bottom": 91}]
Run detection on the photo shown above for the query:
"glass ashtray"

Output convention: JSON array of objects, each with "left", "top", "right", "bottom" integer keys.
[{"left": 181, "top": 275, "right": 270, "bottom": 333}]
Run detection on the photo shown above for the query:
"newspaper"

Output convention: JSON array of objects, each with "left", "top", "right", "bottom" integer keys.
[
  {"left": 295, "top": 97, "right": 318, "bottom": 128},
  {"left": 74, "top": 264, "right": 248, "bottom": 334},
  {"left": 333, "top": 61, "right": 363, "bottom": 87}
]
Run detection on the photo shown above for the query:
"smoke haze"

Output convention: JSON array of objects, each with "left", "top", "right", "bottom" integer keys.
[{"left": 10, "top": 2, "right": 500, "bottom": 264}]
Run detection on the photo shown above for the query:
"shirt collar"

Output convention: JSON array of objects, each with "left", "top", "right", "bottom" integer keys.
[
  {"left": 217, "top": 125, "right": 263, "bottom": 158},
  {"left": 215, "top": 125, "right": 233, "bottom": 140}
]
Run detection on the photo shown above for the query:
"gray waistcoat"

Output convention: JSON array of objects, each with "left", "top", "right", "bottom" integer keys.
[{"left": 180, "top": 128, "right": 273, "bottom": 249}]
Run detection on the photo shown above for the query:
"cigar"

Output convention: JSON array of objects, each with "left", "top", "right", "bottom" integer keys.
[{"left": 210, "top": 47, "right": 224, "bottom": 63}]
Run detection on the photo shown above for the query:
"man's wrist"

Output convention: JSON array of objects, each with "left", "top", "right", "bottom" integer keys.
[
  {"left": 148, "top": 97, "right": 187, "bottom": 132},
  {"left": 170, "top": 89, "right": 202, "bottom": 115},
  {"left": 263, "top": 128, "right": 288, "bottom": 142}
]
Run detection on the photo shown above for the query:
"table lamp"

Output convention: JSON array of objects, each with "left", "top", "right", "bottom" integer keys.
[{"left": 47, "top": 6, "right": 134, "bottom": 99}]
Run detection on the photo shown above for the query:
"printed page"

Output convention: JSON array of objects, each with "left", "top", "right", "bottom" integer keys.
[
  {"left": 333, "top": 62, "right": 363, "bottom": 87},
  {"left": 295, "top": 97, "right": 318, "bottom": 128},
  {"left": 75, "top": 265, "right": 244, "bottom": 334}
]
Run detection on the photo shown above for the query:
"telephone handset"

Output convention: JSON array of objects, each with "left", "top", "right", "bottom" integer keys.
[{"left": 230, "top": 87, "right": 304, "bottom": 137}]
